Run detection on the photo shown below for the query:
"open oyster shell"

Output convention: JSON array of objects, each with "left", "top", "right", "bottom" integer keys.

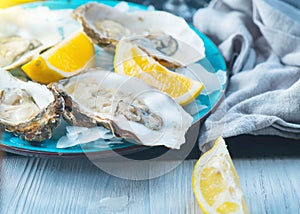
[
  {"left": 0, "top": 6, "right": 80, "bottom": 70},
  {"left": 0, "top": 70, "right": 64, "bottom": 142},
  {"left": 72, "top": 2, "right": 205, "bottom": 68},
  {"left": 51, "top": 69, "right": 193, "bottom": 149}
]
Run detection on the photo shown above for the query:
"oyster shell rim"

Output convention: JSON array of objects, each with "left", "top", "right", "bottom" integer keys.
[
  {"left": 50, "top": 68, "right": 194, "bottom": 149},
  {"left": 72, "top": 2, "right": 206, "bottom": 67},
  {"left": 0, "top": 70, "right": 64, "bottom": 142}
]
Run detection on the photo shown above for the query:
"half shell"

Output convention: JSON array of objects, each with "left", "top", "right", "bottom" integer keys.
[
  {"left": 0, "top": 6, "right": 80, "bottom": 70},
  {"left": 72, "top": 2, "right": 205, "bottom": 68},
  {"left": 51, "top": 69, "right": 193, "bottom": 149},
  {"left": 0, "top": 70, "right": 63, "bottom": 142}
]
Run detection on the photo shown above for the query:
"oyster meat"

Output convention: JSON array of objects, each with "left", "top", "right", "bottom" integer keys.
[
  {"left": 72, "top": 2, "right": 205, "bottom": 67},
  {"left": 0, "top": 70, "right": 63, "bottom": 142},
  {"left": 0, "top": 6, "right": 80, "bottom": 70},
  {"left": 0, "top": 36, "right": 42, "bottom": 68},
  {"left": 122, "top": 34, "right": 203, "bottom": 69},
  {"left": 52, "top": 69, "right": 193, "bottom": 149}
]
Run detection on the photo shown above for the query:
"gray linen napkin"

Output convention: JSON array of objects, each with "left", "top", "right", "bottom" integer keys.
[{"left": 193, "top": 0, "right": 300, "bottom": 150}]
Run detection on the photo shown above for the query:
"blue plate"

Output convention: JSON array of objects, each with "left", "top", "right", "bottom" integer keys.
[{"left": 0, "top": 0, "right": 227, "bottom": 157}]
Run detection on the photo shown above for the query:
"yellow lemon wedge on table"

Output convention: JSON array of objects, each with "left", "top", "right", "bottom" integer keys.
[
  {"left": 114, "top": 39, "right": 204, "bottom": 105},
  {"left": 192, "top": 137, "right": 249, "bottom": 214},
  {"left": 22, "top": 31, "right": 95, "bottom": 84}
]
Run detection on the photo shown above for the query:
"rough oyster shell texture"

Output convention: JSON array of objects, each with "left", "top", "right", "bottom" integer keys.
[
  {"left": 52, "top": 69, "right": 193, "bottom": 149},
  {"left": 0, "top": 70, "right": 64, "bottom": 142},
  {"left": 0, "top": 6, "right": 79, "bottom": 70},
  {"left": 73, "top": 2, "right": 205, "bottom": 68}
]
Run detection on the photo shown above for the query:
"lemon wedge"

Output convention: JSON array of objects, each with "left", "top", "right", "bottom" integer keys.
[
  {"left": 0, "top": 0, "right": 39, "bottom": 8},
  {"left": 22, "top": 31, "right": 95, "bottom": 84},
  {"left": 192, "top": 137, "right": 249, "bottom": 214},
  {"left": 114, "top": 39, "right": 203, "bottom": 105}
]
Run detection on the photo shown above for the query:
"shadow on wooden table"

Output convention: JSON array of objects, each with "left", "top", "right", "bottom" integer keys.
[
  {"left": 120, "top": 135, "right": 300, "bottom": 160},
  {"left": 225, "top": 135, "right": 300, "bottom": 158}
]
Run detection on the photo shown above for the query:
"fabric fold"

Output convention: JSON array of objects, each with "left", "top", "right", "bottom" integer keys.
[{"left": 193, "top": 0, "right": 300, "bottom": 150}]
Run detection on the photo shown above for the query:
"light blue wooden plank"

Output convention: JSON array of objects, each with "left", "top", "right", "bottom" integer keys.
[
  {"left": 234, "top": 158, "right": 300, "bottom": 214},
  {"left": 148, "top": 161, "right": 202, "bottom": 214},
  {"left": 1, "top": 156, "right": 300, "bottom": 213},
  {"left": 1, "top": 158, "right": 196, "bottom": 213}
]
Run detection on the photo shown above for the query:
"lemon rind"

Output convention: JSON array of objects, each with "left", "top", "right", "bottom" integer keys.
[{"left": 114, "top": 40, "right": 204, "bottom": 105}]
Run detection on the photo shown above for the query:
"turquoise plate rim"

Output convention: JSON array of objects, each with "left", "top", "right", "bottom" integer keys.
[{"left": 0, "top": 0, "right": 227, "bottom": 157}]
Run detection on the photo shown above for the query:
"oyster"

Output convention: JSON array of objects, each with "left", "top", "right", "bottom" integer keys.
[
  {"left": 123, "top": 34, "right": 203, "bottom": 69},
  {"left": 0, "top": 36, "right": 43, "bottom": 69},
  {"left": 72, "top": 2, "right": 205, "bottom": 67},
  {"left": 0, "top": 6, "right": 80, "bottom": 70},
  {"left": 0, "top": 70, "right": 63, "bottom": 142},
  {"left": 51, "top": 69, "right": 193, "bottom": 149}
]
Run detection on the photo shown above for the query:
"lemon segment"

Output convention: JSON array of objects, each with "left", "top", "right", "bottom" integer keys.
[
  {"left": 22, "top": 31, "right": 95, "bottom": 84},
  {"left": 21, "top": 56, "right": 64, "bottom": 84},
  {"left": 0, "top": 0, "right": 40, "bottom": 8},
  {"left": 192, "top": 137, "right": 249, "bottom": 214},
  {"left": 114, "top": 39, "right": 204, "bottom": 105}
]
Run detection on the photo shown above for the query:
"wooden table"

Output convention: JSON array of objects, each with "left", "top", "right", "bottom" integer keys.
[{"left": 1, "top": 136, "right": 300, "bottom": 213}]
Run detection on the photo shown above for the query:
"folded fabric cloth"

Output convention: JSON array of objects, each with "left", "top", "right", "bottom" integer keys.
[{"left": 193, "top": 0, "right": 300, "bottom": 150}]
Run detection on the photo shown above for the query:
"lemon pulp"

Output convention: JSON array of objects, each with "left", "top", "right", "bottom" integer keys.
[
  {"left": 114, "top": 39, "right": 203, "bottom": 105},
  {"left": 192, "top": 137, "right": 249, "bottom": 214},
  {"left": 22, "top": 31, "right": 95, "bottom": 84}
]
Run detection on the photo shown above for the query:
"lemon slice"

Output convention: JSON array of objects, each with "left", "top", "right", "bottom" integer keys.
[
  {"left": 22, "top": 31, "right": 95, "bottom": 84},
  {"left": 114, "top": 39, "right": 204, "bottom": 105},
  {"left": 0, "top": 0, "right": 38, "bottom": 8},
  {"left": 192, "top": 137, "right": 249, "bottom": 214}
]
